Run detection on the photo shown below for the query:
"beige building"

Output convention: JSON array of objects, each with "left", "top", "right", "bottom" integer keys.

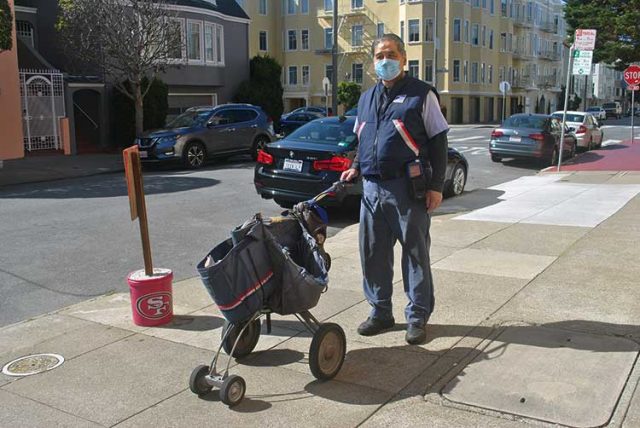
[{"left": 238, "top": 0, "right": 567, "bottom": 123}]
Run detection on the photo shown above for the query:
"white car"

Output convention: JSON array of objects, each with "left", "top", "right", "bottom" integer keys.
[
  {"left": 552, "top": 111, "right": 603, "bottom": 151},
  {"left": 586, "top": 106, "right": 607, "bottom": 121}
]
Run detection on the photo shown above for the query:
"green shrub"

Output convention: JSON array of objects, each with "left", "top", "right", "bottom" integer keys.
[
  {"left": 112, "top": 77, "right": 168, "bottom": 146},
  {"left": 0, "top": 0, "right": 12, "bottom": 52},
  {"left": 233, "top": 55, "right": 284, "bottom": 121}
]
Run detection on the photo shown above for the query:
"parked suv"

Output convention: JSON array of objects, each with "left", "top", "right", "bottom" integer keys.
[
  {"left": 136, "top": 104, "right": 275, "bottom": 169},
  {"left": 602, "top": 102, "right": 622, "bottom": 119}
]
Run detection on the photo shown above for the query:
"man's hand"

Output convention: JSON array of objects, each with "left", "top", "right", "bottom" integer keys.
[
  {"left": 425, "top": 190, "right": 442, "bottom": 213},
  {"left": 340, "top": 168, "right": 359, "bottom": 183}
]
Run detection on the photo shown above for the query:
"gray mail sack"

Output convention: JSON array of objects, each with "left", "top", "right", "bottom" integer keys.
[{"left": 197, "top": 216, "right": 328, "bottom": 323}]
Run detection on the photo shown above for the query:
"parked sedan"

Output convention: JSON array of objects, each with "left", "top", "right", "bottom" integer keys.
[
  {"left": 586, "top": 106, "right": 607, "bottom": 121},
  {"left": 287, "top": 106, "right": 329, "bottom": 116},
  {"left": 136, "top": 104, "right": 275, "bottom": 168},
  {"left": 489, "top": 114, "right": 577, "bottom": 166},
  {"left": 551, "top": 111, "right": 603, "bottom": 151},
  {"left": 254, "top": 116, "right": 468, "bottom": 208},
  {"left": 278, "top": 112, "right": 324, "bottom": 136}
]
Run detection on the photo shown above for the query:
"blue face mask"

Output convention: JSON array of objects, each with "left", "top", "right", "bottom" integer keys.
[{"left": 375, "top": 58, "right": 401, "bottom": 81}]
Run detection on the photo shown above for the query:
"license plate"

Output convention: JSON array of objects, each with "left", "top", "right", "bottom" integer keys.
[
  {"left": 509, "top": 136, "right": 521, "bottom": 143},
  {"left": 283, "top": 158, "right": 303, "bottom": 172},
  {"left": 139, "top": 150, "right": 148, "bottom": 158}
]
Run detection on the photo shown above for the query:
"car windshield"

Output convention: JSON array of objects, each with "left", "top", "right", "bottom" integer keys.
[
  {"left": 288, "top": 120, "right": 357, "bottom": 146},
  {"left": 603, "top": 103, "right": 616, "bottom": 108},
  {"left": 552, "top": 113, "right": 584, "bottom": 122},
  {"left": 586, "top": 107, "right": 600, "bottom": 111},
  {"left": 503, "top": 116, "right": 547, "bottom": 129},
  {"left": 166, "top": 110, "right": 211, "bottom": 128}
]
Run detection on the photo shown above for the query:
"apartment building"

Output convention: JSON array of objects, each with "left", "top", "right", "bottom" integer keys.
[
  {"left": 590, "top": 63, "right": 624, "bottom": 106},
  {"left": 238, "top": 0, "right": 568, "bottom": 123}
]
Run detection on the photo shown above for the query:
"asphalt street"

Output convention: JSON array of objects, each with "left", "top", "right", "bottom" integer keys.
[{"left": 0, "top": 118, "right": 635, "bottom": 327}]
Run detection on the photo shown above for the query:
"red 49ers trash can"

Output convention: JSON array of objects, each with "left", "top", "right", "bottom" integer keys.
[{"left": 127, "top": 268, "right": 174, "bottom": 326}]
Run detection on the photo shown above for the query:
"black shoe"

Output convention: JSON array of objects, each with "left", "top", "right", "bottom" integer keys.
[
  {"left": 357, "top": 317, "right": 395, "bottom": 336},
  {"left": 405, "top": 323, "right": 427, "bottom": 345}
]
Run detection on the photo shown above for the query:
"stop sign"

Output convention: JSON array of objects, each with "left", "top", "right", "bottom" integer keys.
[{"left": 624, "top": 65, "right": 640, "bottom": 86}]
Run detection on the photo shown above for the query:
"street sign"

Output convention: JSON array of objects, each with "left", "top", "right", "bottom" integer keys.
[
  {"left": 572, "top": 50, "right": 593, "bottom": 75},
  {"left": 574, "top": 29, "right": 597, "bottom": 51},
  {"left": 628, "top": 85, "right": 639, "bottom": 91},
  {"left": 623, "top": 65, "right": 640, "bottom": 86},
  {"left": 499, "top": 81, "right": 511, "bottom": 94}
]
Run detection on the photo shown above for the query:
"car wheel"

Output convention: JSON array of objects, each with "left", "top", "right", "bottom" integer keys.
[
  {"left": 445, "top": 163, "right": 466, "bottom": 198},
  {"left": 182, "top": 142, "right": 206, "bottom": 169},
  {"left": 490, "top": 154, "right": 502, "bottom": 163},
  {"left": 251, "top": 136, "right": 270, "bottom": 161}
]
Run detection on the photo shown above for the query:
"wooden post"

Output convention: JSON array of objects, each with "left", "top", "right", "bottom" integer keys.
[{"left": 123, "top": 146, "right": 153, "bottom": 276}]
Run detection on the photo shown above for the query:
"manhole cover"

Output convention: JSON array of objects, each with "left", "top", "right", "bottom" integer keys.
[{"left": 2, "top": 354, "right": 65, "bottom": 377}]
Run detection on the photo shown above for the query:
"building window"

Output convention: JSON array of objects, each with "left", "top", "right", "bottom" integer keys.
[
  {"left": 288, "top": 29, "right": 297, "bottom": 50},
  {"left": 489, "top": 65, "right": 493, "bottom": 84},
  {"left": 258, "top": 0, "right": 267, "bottom": 14},
  {"left": 489, "top": 30, "right": 494, "bottom": 49},
  {"left": 481, "top": 63, "right": 486, "bottom": 83},
  {"left": 464, "top": 20, "right": 470, "bottom": 43},
  {"left": 377, "top": 22, "right": 385, "bottom": 38},
  {"left": 473, "top": 0, "right": 480, "bottom": 6},
  {"left": 482, "top": 0, "right": 487, "bottom": 8},
  {"left": 352, "top": 25, "right": 363, "bottom": 46},
  {"left": 408, "top": 19, "right": 420, "bottom": 43},
  {"left": 16, "top": 20, "right": 34, "bottom": 48},
  {"left": 453, "top": 19, "right": 461, "bottom": 42},
  {"left": 259, "top": 30, "right": 268, "bottom": 51},
  {"left": 453, "top": 60, "right": 461, "bottom": 82},
  {"left": 400, "top": 20, "right": 404, "bottom": 41},
  {"left": 215, "top": 24, "right": 224, "bottom": 64},
  {"left": 325, "top": 64, "right": 333, "bottom": 82},
  {"left": 464, "top": 60, "right": 469, "bottom": 82},
  {"left": 301, "top": 29, "right": 309, "bottom": 50},
  {"left": 167, "top": 18, "right": 185, "bottom": 60},
  {"left": 408, "top": 60, "right": 419, "bottom": 78},
  {"left": 471, "top": 24, "right": 479, "bottom": 46},
  {"left": 424, "top": 59, "right": 433, "bottom": 82},
  {"left": 471, "top": 62, "right": 478, "bottom": 83},
  {"left": 288, "top": 66, "right": 298, "bottom": 85},
  {"left": 302, "top": 65, "right": 310, "bottom": 85},
  {"left": 205, "top": 23, "right": 215, "bottom": 62},
  {"left": 187, "top": 21, "right": 203, "bottom": 62},
  {"left": 482, "top": 25, "right": 486, "bottom": 46},
  {"left": 287, "top": 0, "right": 296, "bottom": 14},
  {"left": 490, "top": 0, "right": 494, "bottom": 14},
  {"left": 424, "top": 19, "right": 434, "bottom": 42},
  {"left": 352, "top": 63, "right": 363, "bottom": 83},
  {"left": 324, "top": 0, "right": 333, "bottom": 11},
  {"left": 352, "top": 0, "right": 363, "bottom": 8},
  {"left": 501, "top": 0, "right": 507, "bottom": 16},
  {"left": 301, "top": 0, "right": 309, "bottom": 14},
  {"left": 324, "top": 28, "right": 333, "bottom": 49}
]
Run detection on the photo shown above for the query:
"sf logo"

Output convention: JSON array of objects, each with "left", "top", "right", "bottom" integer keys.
[{"left": 136, "top": 292, "right": 172, "bottom": 319}]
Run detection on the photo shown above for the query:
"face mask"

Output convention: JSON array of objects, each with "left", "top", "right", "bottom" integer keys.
[{"left": 375, "top": 58, "right": 401, "bottom": 81}]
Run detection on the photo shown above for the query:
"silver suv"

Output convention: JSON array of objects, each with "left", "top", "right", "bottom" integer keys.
[{"left": 136, "top": 104, "right": 275, "bottom": 169}]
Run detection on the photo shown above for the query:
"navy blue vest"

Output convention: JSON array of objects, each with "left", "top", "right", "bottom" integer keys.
[{"left": 356, "top": 76, "right": 437, "bottom": 178}]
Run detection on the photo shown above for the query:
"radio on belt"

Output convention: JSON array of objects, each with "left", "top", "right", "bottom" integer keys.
[{"left": 406, "top": 159, "right": 427, "bottom": 200}]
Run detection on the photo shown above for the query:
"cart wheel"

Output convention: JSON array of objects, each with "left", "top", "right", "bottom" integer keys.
[
  {"left": 220, "top": 375, "right": 246, "bottom": 407},
  {"left": 221, "top": 319, "right": 261, "bottom": 358},
  {"left": 309, "top": 323, "right": 346, "bottom": 380},
  {"left": 322, "top": 252, "right": 331, "bottom": 271},
  {"left": 189, "top": 364, "right": 212, "bottom": 396}
]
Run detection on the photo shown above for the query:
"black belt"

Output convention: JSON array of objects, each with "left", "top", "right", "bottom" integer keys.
[{"left": 363, "top": 170, "right": 405, "bottom": 181}]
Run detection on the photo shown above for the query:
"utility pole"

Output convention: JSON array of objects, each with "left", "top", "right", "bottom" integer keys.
[
  {"left": 331, "top": 0, "right": 338, "bottom": 116},
  {"left": 433, "top": 0, "right": 438, "bottom": 91}
]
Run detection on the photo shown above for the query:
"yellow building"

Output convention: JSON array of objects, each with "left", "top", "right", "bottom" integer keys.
[{"left": 238, "top": 0, "right": 567, "bottom": 123}]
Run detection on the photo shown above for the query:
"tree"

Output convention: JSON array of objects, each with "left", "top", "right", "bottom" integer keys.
[
  {"left": 337, "top": 81, "right": 361, "bottom": 110},
  {"left": 0, "top": 0, "right": 12, "bottom": 53},
  {"left": 233, "top": 55, "right": 284, "bottom": 121},
  {"left": 564, "top": 0, "right": 640, "bottom": 69},
  {"left": 57, "top": 0, "right": 183, "bottom": 136}
]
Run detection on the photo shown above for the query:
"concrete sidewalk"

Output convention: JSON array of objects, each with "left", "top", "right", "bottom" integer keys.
[{"left": 1, "top": 170, "right": 639, "bottom": 427}]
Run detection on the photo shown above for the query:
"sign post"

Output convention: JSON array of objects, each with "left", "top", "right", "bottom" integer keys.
[
  {"left": 558, "top": 29, "right": 596, "bottom": 171},
  {"left": 499, "top": 81, "right": 511, "bottom": 123},
  {"left": 624, "top": 65, "right": 640, "bottom": 144},
  {"left": 322, "top": 77, "right": 331, "bottom": 116},
  {"left": 123, "top": 145, "right": 153, "bottom": 275}
]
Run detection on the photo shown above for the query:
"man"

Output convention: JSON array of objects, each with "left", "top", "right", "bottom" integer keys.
[{"left": 340, "top": 33, "right": 449, "bottom": 345}]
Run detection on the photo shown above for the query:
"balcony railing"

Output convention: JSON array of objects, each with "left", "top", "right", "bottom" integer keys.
[
  {"left": 513, "top": 16, "right": 533, "bottom": 28},
  {"left": 314, "top": 48, "right": 333, "bottom": 55},
  {"left": 536, "top": 75, "right": 558, "bottom": 88},
  {"left": 512, "top": 48, "right": 533, "bottom": 60}
]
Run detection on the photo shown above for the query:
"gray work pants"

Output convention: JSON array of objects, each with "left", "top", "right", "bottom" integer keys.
[{"left": 359, "top": 177, "right": 435, "bottom": 325}]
